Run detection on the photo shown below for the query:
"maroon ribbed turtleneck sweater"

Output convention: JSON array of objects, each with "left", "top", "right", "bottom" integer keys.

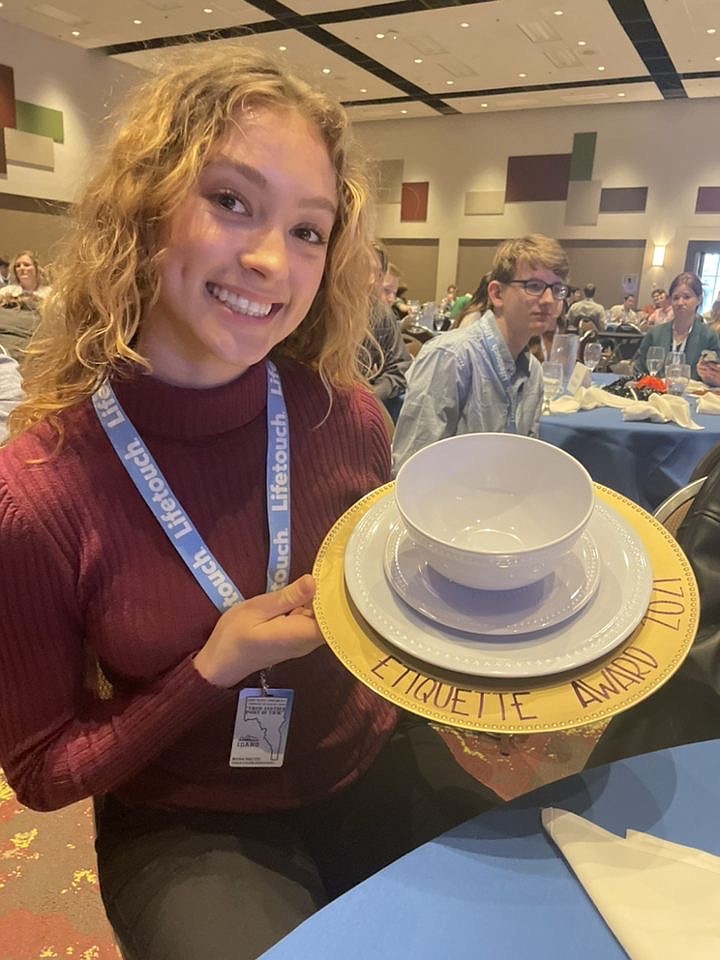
[{"left": 0, "top": 359, "right": 396, "bottom": 813}]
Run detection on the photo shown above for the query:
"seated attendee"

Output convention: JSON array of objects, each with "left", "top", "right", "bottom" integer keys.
[
  {"left": 633, "top": 272, "right": 720, "bottom": 381},
  {"left": 0, "top": 349, "right": 23, "bottom": 443},
  {"left": 381, "top": 267, "right": 410, "bottom": 322},
  {"left": 566, "top": 282, "right": 605, "bottom": 331},
  {"left": 0, "top": 250, "right": 51, "bottom": 308},
  {"left": 704, "top": 297, "right": 720, "bottom": 332},
  {"left": 364, "top": 244, "right": 412, "bottom": 419},
  {"left": 607, "top": 294, "right": 640, "bottom": 328},
  {"left": 588, "top": 460, "right": 720, "bottom": 766},
  {"left": 451, "top": 273, "right": 490, "bottom": 330},
  {"left": 0, "top": 256, "right": 10, "bottom": 286},
  {"left": 0, "top": 302, "right": 41, "bottom": 360},
  {"left": 392, "top": 234, "right": 569, "bottom": 472},
  {"left": 640, "top": 288, "right": 673, "bottom": 330}
]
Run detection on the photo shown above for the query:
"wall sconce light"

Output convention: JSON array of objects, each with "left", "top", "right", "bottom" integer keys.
[{"left": 652, "top": 245, "right": 666, "bottom": 267}]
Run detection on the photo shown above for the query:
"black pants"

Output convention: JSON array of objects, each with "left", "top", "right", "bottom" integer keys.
[{"left": 96, "top": 714, "right": 500, "bottom": 960}]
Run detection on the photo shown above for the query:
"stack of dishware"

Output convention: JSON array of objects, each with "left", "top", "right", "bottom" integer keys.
[{"left": 343, "top": 434, "right": 653, "bottom": 680}]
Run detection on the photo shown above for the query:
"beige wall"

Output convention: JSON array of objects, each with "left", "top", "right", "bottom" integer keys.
[
  {"left": 1, "top": 20, "right": 140, "bottom": 265},
  {"left": 356, "top": 97, "right": 720, "bottom": 306},
  {"left": 382, "top": 239, "right": 439, "bottom": 302}
]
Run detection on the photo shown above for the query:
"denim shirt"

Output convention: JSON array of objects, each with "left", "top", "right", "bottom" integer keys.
[{"left": 392, "top": 310, "right": 543, "bottom": 473}]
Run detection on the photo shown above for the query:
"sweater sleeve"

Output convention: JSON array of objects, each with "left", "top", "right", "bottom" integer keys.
[{"left": 0, "top": 478, "right": 235, "bottom": 811}]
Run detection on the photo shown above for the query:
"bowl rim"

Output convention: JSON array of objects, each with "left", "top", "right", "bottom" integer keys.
[{"left": 394, "top": 433, "right": 595, "bottom": 558}]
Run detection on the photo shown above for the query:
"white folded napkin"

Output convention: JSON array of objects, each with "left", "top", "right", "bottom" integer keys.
[
  {"left": 542, "top": 808, "right": 720, "bottom": 959},
  {"left": 621, "top": 393, "right": 702, "bottom": 430},
  {"left": 549, "top": 385, "right": 634, "bottom": 415},
  {"left": 696, "top": 392, "right": 720, "bottom": 415}
]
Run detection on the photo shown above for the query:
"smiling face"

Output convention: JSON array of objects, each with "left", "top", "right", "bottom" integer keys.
[
  {"left": 136, "top": 107, "right": 338, "bottom": 387},
  {"left": 14, "top": 254, "right": 38, "bottom": 291},
  {"left": 488, "top": 259, "right": 564, "bottom": 357},
  {"left": 652, "top": 289, "right": 667, "bottom": 308}
]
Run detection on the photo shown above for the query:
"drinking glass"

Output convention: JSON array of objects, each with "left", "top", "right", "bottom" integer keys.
[
  {"left": 583, "top": 342, "right": 603, "bottom": 373},
  {"left": 541, "top": 361, "right": 564, "bottom": 415},
  {"left": 549, "top": 333, "right": 579, "bottom": 387},
  {"left": 667, "top": 350, "right": 686, "bottom": 369},
  {"left": 665, "top": 363, "right": 691, "bottom": 396},
  {"left": 646, "top": 346, "right": 665, "bottom": 376}
]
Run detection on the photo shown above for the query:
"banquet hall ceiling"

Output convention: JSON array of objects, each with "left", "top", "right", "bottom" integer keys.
[{"left": 2, "top": 0, "right": 720, "bottom": 121}]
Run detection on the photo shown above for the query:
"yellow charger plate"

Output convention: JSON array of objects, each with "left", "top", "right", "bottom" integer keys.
[{"left": 312, "top": 483, "right": 699, "bottom": 733}]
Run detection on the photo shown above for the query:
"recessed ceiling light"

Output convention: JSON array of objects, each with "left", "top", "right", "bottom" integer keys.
[
  {"left": 577, "top": 40, "right": 587, "bottom": 46},
  {"left": 414, "top": 58, "right": 423, "bottom": 63},
  {"left": 133, "top": 19, "right": 142, "bottom": 25},
  {"left": 203, "top": 7, "right": 213, "bottom": 13},
  {"left": 481, "top": 102, "right": 488, "bottom": 108},
  {"left": 460, "top": 22, "right": 470, "bottom": 28},
  {"left": 360, "top": 87, "right": 367, "bottom": 93},
  {"left": 518, "top": 72, "right": 527, "bottom": 78},
  {"left": 598, "top": 65, "right": 606, "bottom": 71},
  {"left": 707, "top": 28, "right": 717, "bottom": 34},
  {"left": 71, "top": 30, "right": 80, "bottom": 36},
  {"left": 279, "top": 45, "right": 287, "bottom": 51},
  {"left": 554, "top": 10, "right": 564, "bottom": 15},
  {"left": 716, "top": 55, "right": 720, "bottom": 61},
  {"left": 322, "top": 68, "right": 331, "bottom": 74},
  {"left": 375, "top": 33, "right": 385, "bottom": 39},
  {"left": 401, "top": 109, "right": 408, "bottom": 114},
  {"left": 617, "top": 92, "right": 626, "bottom": 97},
  {"left": 446, "top": 80, "right": 454, "bottom": 85}
]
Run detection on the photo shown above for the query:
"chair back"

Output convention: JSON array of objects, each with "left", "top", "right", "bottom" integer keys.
[
  {"left": 653, "top": 477, "right": 706, "bottom": 538},
  {"left": 690, "top": 442, "right": 720, "bottom": 483}
]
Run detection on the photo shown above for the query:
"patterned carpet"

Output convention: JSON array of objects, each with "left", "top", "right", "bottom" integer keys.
[
  {"left": 0, "top": 723, "right": 603, "bottom": 959},
  {"left": 0, "top": 769, "right": 119, "bottom": 960}
]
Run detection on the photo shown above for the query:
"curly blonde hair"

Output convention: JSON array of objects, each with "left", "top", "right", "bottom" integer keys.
[{"left": 10, "top": 45, "right": 375, "bottom": 439}]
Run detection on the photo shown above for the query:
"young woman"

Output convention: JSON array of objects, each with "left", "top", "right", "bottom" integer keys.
[
  {"left": 0, "top": 249, "right": 51, "bottom": 304},
  {"left": 633, "top": 271, "right": 720, "bottom": 380},
  {"left": 0, "top": 47, "right": 496, "bottom": 960}
]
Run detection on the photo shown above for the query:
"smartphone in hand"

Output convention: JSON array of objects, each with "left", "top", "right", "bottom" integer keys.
[{"left": 700, "top": 350, "right": 720, "bottom": 365}]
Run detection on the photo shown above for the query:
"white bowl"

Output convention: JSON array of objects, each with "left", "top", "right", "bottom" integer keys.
[{"left": 394, "top": 433, "right": 594, "bottom": 590}]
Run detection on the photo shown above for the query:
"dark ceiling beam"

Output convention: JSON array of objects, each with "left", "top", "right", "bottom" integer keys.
[{"left": 607, "top": 0, "right": 687, "bottom": 99}]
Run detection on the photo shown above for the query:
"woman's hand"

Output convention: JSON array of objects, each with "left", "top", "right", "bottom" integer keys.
[
  {"left": 697, "top": 359, "right": 720, "bottom": 388},
  {"left": 192, "top": 574, "right": 324, "bottom": 688}
]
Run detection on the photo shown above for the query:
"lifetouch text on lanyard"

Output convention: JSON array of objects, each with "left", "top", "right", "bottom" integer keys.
[{"left": 91, "top": 360, "right": 295, "bottom": 767}]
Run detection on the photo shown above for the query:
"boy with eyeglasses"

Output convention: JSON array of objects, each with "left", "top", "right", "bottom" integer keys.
[{"left": 392, "top": 234, "right": 569, "bottom": 472}]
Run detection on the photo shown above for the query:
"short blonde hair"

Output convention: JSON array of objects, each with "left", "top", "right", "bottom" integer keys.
[
  {"left": 491, "top": 234, "right": 569, "bottom": 284},
  {"left": 11, "top": 45, "right": 375, "bottom": 439}
]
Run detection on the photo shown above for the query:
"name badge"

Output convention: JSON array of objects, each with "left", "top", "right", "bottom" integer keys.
[{"left": 229, "top": 688, "right": 294, "bottom": 768}]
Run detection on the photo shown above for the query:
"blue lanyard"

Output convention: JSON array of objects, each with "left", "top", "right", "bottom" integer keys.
[
  {"left": 91, "top": 360, "right": 291, "bottom": 611},
  {"left": 478, "top": 311, "right": 519, "bottom": 433}
]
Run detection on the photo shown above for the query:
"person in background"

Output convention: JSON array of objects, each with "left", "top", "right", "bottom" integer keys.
[
  {"left": 640, "top": 288, "right": 673, "bottom": 330},
  {"left": 392, "top": 234, "right": 568, "bottom": 472},
  {"left": 0, "top": 256, "right": 10, "bottom": 286},
  {"left": 365, "top": 244, "right": 412, "bottom": 419},
  {"left": 0, "top": 48, "right": 498, "bottom": 960},
  {"left": 0, "top": 250, "right": 51, "bottom": 307},
  {"left": 0, "top": 347, "right": 22, "bottom": 443},
  {"left": 451, "top": 273, "right": 491, "bottom": 330},
  {"left": 634, "top": 271, "right": 720, "bottom": 381},
  {"left": 381, "top": 263, "right": 410, "bottom": 322},
  {"left": 607, "top": 293, "right": 640, "bottom": 328},
  {"left": 439, "top": 283, "right": 457, "bottom": 311},
  {"left": 566, "top": 282, "right": 605, "bottom": 331},
  {"left": 0, "top": 250, "right": 49, "bottom": 358},
  {"left": 703, "top": 297, "right": 720, "bottom": 330}
]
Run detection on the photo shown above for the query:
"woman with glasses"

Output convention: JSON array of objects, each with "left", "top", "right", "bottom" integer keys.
[{"left": 392, "top": 234, "right": 569, "bottom": 472}]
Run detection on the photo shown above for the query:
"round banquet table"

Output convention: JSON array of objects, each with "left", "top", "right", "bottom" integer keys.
[
  {"left": 538, "top": 374, "right": 720, "bottom": 512},
  {"left": 258, "top": 738, "right": 720, "bottom": 959}
]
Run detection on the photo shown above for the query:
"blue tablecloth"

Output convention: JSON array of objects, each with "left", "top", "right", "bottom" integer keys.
[
  {"left": 259, "top": 739, "right": 720, "bottom": 959},
  {"left": 538, "top": 376, "right": 720, "bottom": 511}
]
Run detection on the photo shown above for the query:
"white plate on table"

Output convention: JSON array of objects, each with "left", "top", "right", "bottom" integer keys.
[
  {"left": 343, "top": 492, "right": 652, "bottom": 679},
  {"left": 383, "top": 521, "right": 601, "bottom": 636}
]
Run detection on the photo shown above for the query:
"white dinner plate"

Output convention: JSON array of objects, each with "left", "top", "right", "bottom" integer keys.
[
  {"left": 383, "top": 521, "right": 601, "bottom": 635},
  {"left": 343, "top": 492, "right": 652, "bottom": 678}
]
